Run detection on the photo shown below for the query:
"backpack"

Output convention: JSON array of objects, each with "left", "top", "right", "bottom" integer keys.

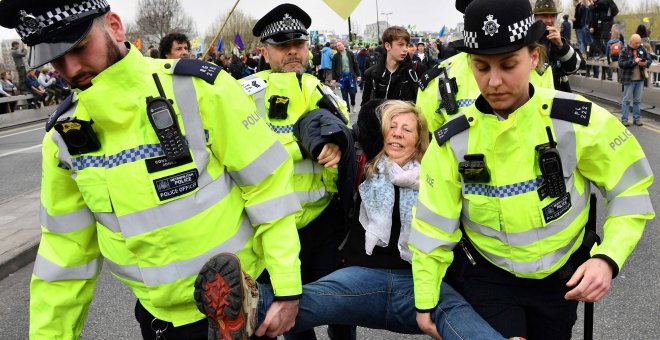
[
  {"left": 610, "top": 41, "right": 621, "bottom": 57},
  {"left": 608, "top": 0, "right": 619, "bottom": 18}
]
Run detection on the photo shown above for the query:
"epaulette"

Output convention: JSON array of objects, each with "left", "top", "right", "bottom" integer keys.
[
  {"left": 171, "top": 59, "right": 221, "bottom": 85},
  {"left": 550, "top": 97, "right": 591, "bottom": 126},
  {"left": 434, "top": 115, "right": 471, "bottom": 146},
  {"left": 45, "top": 93, "right": 74, "bottom": 132},
  {"left": 240, "top": 76, "right": 268, "bottom": 96},
  {"left": 417, "top": 65, "right": 444, "bottom": 91}
]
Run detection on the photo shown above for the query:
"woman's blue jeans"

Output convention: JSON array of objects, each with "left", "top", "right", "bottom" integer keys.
[{"left": 257, "top": 266, "right": 504, "bottom": 340}]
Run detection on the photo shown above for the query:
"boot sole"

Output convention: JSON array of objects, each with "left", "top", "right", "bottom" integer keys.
[{"left": 194, "top": 253, "right": 247, "bottom": 340}]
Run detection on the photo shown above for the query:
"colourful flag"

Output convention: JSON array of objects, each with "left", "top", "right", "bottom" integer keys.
[
  {"left": 133, "top": 37, "right": 142, "bottom": 50},
  {"left": 217, "top": 37, "right": 223, "bottom": 53},
  {"left": 190, "top": 36, "right": 201, "bottom": 51},
  {"left": 234, "top": 33, "right": 244, "bottom": 51},
  {"left": 643, "top": 17, "right": 650, "bottom": 23},
  {"left": 322, "top": 0, "right": 361, "bottom": 20},
  {"left": 439, "top": 25, "right": 446, "bottom": 38}
]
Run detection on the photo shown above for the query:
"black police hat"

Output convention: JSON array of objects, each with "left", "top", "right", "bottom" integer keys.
[
  {"left": 0, "top": 0, "right": 110, "bottom": 68},
  {"left": 252, "top": 3, "right": 311, "bottom": 45},
  {"left": 454, "top": 0, "right": 545, "bottom": 55}
]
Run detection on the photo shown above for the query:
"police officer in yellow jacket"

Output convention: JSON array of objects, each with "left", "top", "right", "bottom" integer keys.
[
  {"left": 411, "top": 0, "right": 654, "bottom": 339},
  {"left": 415, "top": 0, "right": 555, "bottom": 132},
  {"left": 234, "top": 4, "right": 354, "bottom": 340},
  {"left": 0, "top": 1, "right": 303, "bottom": 339}
]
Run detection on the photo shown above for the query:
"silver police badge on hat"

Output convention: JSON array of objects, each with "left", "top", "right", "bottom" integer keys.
[
  {"left": 19, "top": 10, "right": 42, "bottom": 33},
  {"left": 482, "top": 14, "right": 500, "bottom": 37},
  {"left": 282, "top": 13, "right": 294, "bottom": 27}
]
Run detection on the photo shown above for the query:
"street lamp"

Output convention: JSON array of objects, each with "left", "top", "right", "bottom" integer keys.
[{"left": 381, "top": 12, "right": 392, "bottom": 27}]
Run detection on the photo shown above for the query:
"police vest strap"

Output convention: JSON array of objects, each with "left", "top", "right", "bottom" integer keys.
[
  {"left": 171, "top": 59, "right": 221, "bottom": 85},
  {"left": 434, "top": 114, "right": 471, "bottom": 146},
  {"left": 45, "top": 93, "right": 75, "bottom": 132},
  {"left": 417, "top": 65, "right": 444, "bottom": 91},
  {"left": 549, "top": 92, "right": 591, "bottom": 126}
]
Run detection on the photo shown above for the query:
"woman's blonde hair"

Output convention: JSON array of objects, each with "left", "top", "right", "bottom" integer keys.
[{"left": 365, "top": 100, "right": 429, "bottom": 178}]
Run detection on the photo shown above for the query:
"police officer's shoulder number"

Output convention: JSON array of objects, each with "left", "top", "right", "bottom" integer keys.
[
  {"left": 549, "top": 97, "right": 591, "bottom": 126},
  {"left": 417, "top": 64, "right": 444, "bottom": 91},
  {"left": 170, "top": 59, "right": 220, "bottom": 85},
  {"left": 240, "top": 76, "right": 268, "bottom": 96},
  {"left": 434, "top": 114, "right": 472, "bottom": 146},
  {"left": 45, "top": 93, "right": 75, "bottom": 132}
]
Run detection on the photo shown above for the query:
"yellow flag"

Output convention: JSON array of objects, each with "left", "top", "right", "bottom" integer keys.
[
  {"left": 643, "top": 17, "right": 650, "bottom": 23},
  {"left": 190, "top": 36, "right": 201, "bottom": 50},
  {"left": 322, "top": 0, "right": 361, "bottom": 20}
]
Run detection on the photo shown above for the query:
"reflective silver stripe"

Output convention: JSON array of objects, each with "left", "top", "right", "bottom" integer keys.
[
  {"left": 463, "top": 176, "right": 588, "bottom": 247},
  {"left": 607, "top": 157, "right": 653, "bottom": 201},
  {"left": 296, "top": 187, "right": 328, "bottom": 204},
  {"left": 449, "top": 122, "right": 469, "bottom": 166},
  {"left": 107, "top": 216, "right": 254, "bottom": 286},
  {"left": 245, "top": 193, "right": 300, "bottom": 224},
  {"left": 550, "top": 118, "right": 576, "bottom": 178},
  {"left": 408, "top": 228, "right": 457, "bottom": 254},
  {"left": 415, "top": 202, "right": 460, "bottom": 234},
  {"left": 172, "top": 74, "right": 212, "bottom": 187},
  {"left": 558, "top": 45, "right": 576, "bottom": 63},
  {"left": 51, "top": 101, "right": 78, "bottom": 171},
  {"left": 228, "top": 142, "right": 290, "bottom": 186},
  {"left": 480, "top": 228, "right": 582, "bottom": 274},
  {"left": 94, "top": 212, "right": 121, "bottom": 233},
  {"left": 294, "top": 159, "right": 322, "bottom": 175},
  {"left": 33, "top": 254, "right": 102, "bottom": 282},
  {"left": 607, "top": 194, "right": 654, "bottom": 216},
  {"left": 119, "top": 172, "right": 234, "bottom": 237},
  {"left": 40, "top": 205, "right": 95, "bottom": 233}
]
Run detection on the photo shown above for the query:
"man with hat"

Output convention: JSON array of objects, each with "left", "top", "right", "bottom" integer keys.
[
  {"left": 0, "top": 0, "right": 303, "bottom": 339},
  {"left": 533, "top": 0, "right": 582, "bottom": 92},
  {"left": 411, "top": 0, "right": 653, "bottom": 338},
  {"left": 196, "top": 3, "right": 356, "bottom": 340}
]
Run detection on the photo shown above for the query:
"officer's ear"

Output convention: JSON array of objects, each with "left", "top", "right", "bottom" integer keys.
[
  {"left": 261, "top": 45, "right": 270, "bottom": 63},
  {"left": 104, "top": 12, "right": 126, "bottom": 44},
  {"left": 528, "top": 45, "right": 540, "bottom": 70}
]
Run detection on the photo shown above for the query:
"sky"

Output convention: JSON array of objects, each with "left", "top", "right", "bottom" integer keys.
[
  {"left": 0, "top": 0, "right": 651, "bottom": 41},
  {"left": 0, "top": 0, "right": 465, "bottom": 40}
]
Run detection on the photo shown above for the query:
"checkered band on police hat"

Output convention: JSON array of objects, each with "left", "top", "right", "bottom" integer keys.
[
  {"left": 16, "top": 0, "right": 109, "bottom": 40},
  {"left": 463, "top": 31, "right": 479, "bottom": 49},
  {"left": 508, "top": 15, "right": 534, "bottom": 43},
  {"left": 260, "top": 12, "right": 307, "bottom": 40}
]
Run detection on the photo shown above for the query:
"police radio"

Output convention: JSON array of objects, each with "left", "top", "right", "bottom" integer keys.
[
  {"left": 146, "top": 73, "right": 190, "bottom": 161},
  {"left": 439, "top": 68, "right": 459, "bottom": 115},
  {"left": 536, "top": 126, "right": 565, "bottom": 198}
]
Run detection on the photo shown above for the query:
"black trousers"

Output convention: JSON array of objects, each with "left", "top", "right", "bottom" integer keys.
[
  {"left": 135, "top": 300, "right": 207, "bottom": 340},
  {"left": 452, "top": 241, "right": 580, "bottom": 340}
]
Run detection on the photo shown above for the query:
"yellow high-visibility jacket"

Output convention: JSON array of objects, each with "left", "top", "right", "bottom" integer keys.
[
  {"left": 241, "top": 70, "right": 350, "bottom": 228},
  {"left": 32, "top": 45, "right": 302, "bottom": 338},
  {"left": 411, "top": 87, "right": 654, "bottom": 310}
]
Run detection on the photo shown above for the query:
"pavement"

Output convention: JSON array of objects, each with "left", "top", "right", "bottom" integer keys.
[{"left": 0, "top": 77, "right": 658, "bottom": 282}]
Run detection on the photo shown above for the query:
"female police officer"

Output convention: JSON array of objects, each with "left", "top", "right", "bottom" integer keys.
[{"left": 410, "top": 0, "right": 655, "bottom": 339}]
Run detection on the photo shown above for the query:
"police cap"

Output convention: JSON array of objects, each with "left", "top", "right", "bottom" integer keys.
[
  {"left": 252, "top": 3, "right": 311, "bottom": 45},
  {"left": 0, "top": 0, "right": 110, "bottom": 68},
  {"left": 454, "top": 0, "right": 545, "bottom": 55}
]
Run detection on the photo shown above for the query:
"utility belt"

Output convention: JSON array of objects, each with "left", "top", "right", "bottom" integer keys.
[{"left": 454, "top": 230, "right": 596, "bottom": 285}]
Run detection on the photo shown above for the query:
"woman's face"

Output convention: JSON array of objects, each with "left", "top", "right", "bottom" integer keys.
[
  {"left": 470, "top": 47, "right": 539, "bottom": 117},
  {"left": 384, "top": 113, "right": 419, "bottom": 166}
]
